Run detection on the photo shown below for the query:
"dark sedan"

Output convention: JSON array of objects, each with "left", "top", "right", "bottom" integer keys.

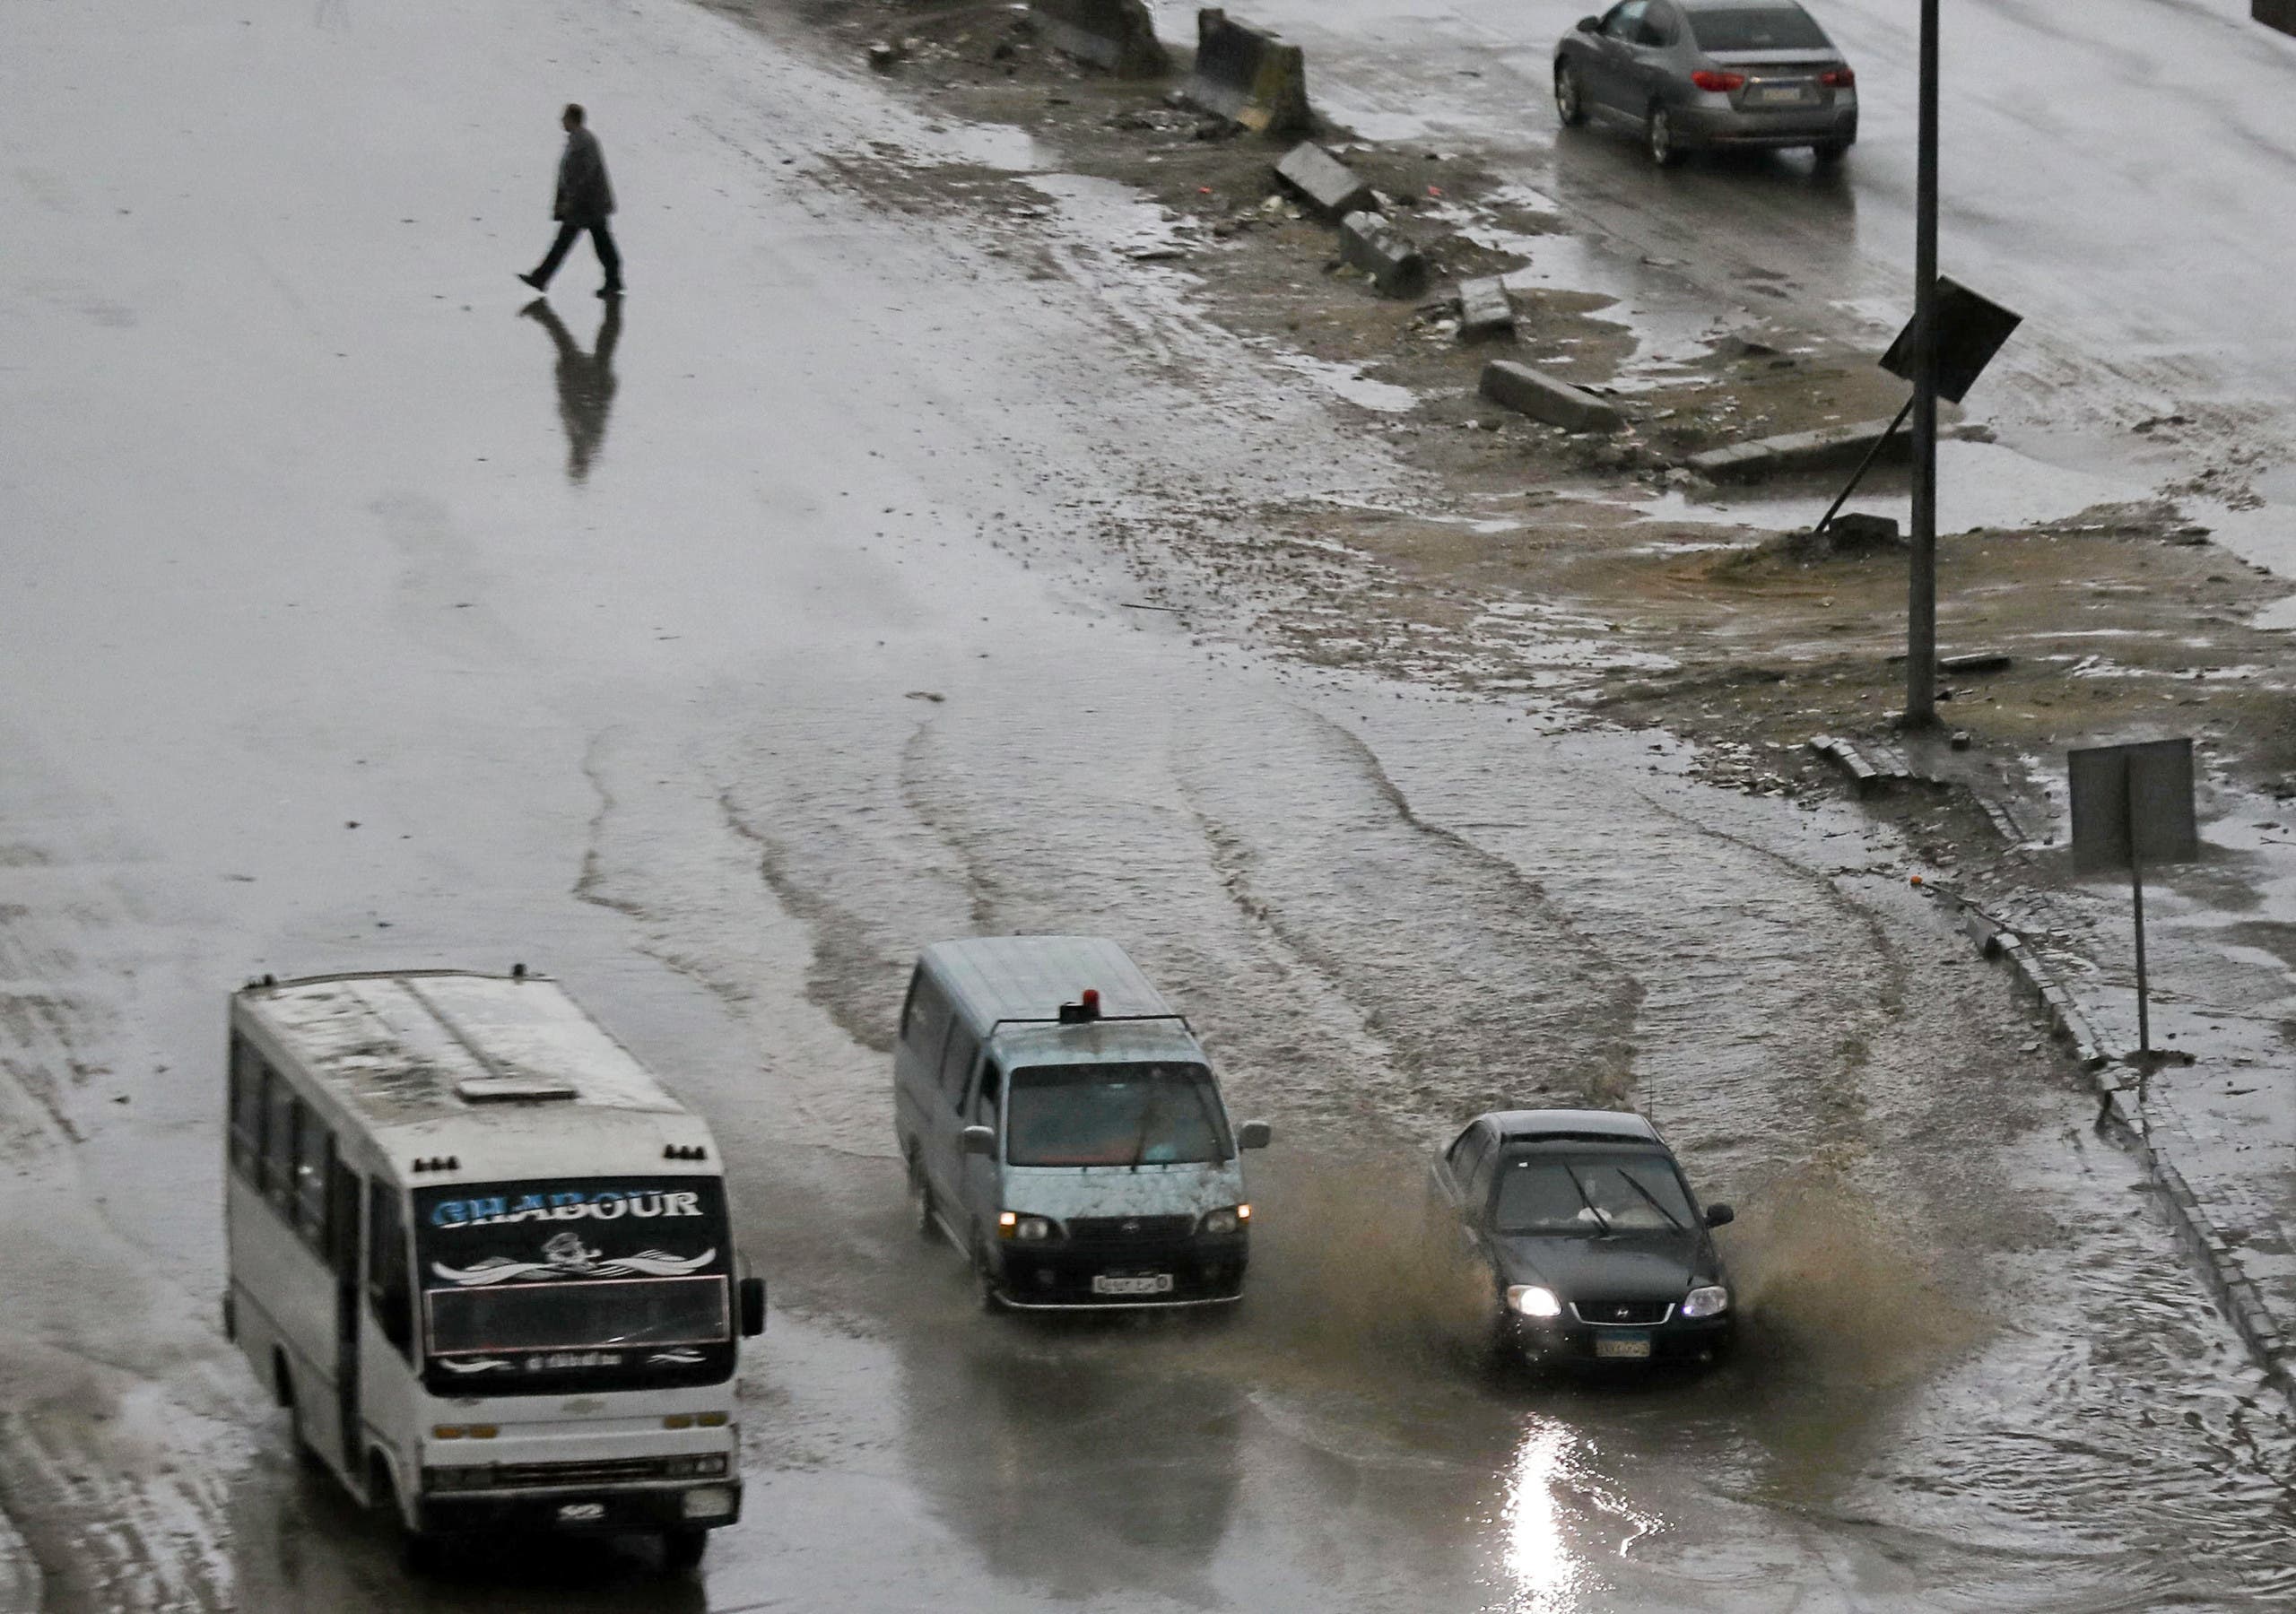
[
  {"left": 1554, "top": 0, "right": 1857, "bottom": 167},
  {"left": 1429, "top": 1108, "right": 1736, "bottom": 1367}
]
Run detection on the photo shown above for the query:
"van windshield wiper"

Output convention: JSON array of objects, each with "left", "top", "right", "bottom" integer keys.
[{"left": 1129, "top": 1090, "right": 1165, "bottom": 1172}]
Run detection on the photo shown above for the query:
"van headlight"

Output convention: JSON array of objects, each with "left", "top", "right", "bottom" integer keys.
[
  {"left": 1199, "top": 1206, "right": 1248, "bottom": 1236},
  {"left": 1507, "top": 1285, "right": 1562, "bottom": 1318},
  {"left": 1683, "top": 1285, "right": 1730, "bottom": 1319},
  {"left": 998, "top": 1212, "right": 1056, "bottom": 1241}
]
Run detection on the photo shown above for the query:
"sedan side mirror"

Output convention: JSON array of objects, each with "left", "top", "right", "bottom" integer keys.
[
  {"left": 738, "top": 1274, "right": 768, "bottom": 1337},
  {"left": 961, "top": 1124, "right": 996, "bottom": 1158},
  {"left": 1238, "top": 1120, "right": 1273, "bottom": 1150},
  {"left": 1577, "top": 15, "right": 1601, "bottom": 31},
  {"left": 1703, "top": 1203, "right": 1735, "bottom": 1228}
]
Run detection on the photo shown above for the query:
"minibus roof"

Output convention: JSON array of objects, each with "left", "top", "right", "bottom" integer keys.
[
  {"left": 922, "top": 936, "right": 1184, "bottom": 1031},
  {"left": 234, "top": 971, "right": 712, "bottom": 1169}
]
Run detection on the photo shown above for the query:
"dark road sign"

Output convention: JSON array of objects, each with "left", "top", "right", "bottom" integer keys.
[
  {"left": 2069, "top": 738, "right": 2197, "bottom": 876},
  {"left": 1881, "top": 277, "right": 2022, "bottom": 406}
]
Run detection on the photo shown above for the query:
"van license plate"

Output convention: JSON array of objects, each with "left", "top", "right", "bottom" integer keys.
[
  {"left": 1093, "top": 1273, "right": 1174, "bottom": 1297},
  {"left": 556, "top": 1501, "right": 607, "bottom": 1523},
  {"left": 1594, "top": 1334, "right": 1652, "bottom": 1359}
]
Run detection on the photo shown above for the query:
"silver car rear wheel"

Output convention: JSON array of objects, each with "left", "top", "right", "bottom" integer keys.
[
  {"left": 1555, "top": 63, "right": 1587, "bottom": 127},
  {"left": 1647, "top": 104, "right": 1684, "bottom": 168}
]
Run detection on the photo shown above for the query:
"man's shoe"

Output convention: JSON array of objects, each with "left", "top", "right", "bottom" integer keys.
[{"left": 517, "top": 271, "right": 545, "bottom": 291}]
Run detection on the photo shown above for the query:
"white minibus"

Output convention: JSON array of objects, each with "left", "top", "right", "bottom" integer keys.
[{"left": 222, "top": 968, "right": 765, "bottom": 1571}]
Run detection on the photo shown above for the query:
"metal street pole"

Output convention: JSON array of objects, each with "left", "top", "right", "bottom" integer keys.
[{"left": 1904, "top": 0, "right": 1940, "bottom": 726}]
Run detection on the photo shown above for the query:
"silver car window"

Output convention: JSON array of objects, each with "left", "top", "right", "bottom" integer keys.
[{"left": 1599, "top": 0, "right": 1648, "bottom": 41}]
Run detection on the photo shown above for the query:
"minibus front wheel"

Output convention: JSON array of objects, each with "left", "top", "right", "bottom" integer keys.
[{"left": 661, "top": 1528, "right": 709, "bottom": 1575}]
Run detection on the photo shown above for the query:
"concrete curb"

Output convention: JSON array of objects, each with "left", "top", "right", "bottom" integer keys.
[
  {"left": 1922, "top": 882, "right": 2296, "bottom": 1398},
  {"left": 1031, "top": 0, "right": 1170, "bottom": 76},
  {"left": 1478, "top": 360, "right": 1621, "bottom": 433},
  {"left": 1337, "top": 210, "right": 1427, "bottom": 298},
  {"left": 1274, "top": 141, "right": 1371, "bottom": 219},
  {"left": 2258, "top": 0, "right": 2296, "bottom": 39},
  {"left": 1688, "top": 417, "right": 1907, "bottom": 482},
  {"left": 1178, "top": 8, "right": 1310, "bottom": 134}
]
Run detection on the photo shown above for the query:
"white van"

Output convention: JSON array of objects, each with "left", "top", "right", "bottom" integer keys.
[
  {"left": 892, "top": 937, "right": 1271, "bottom": 1310},
  {"left": 222, "top": 968, "right": 767, "bottom": 1571}
]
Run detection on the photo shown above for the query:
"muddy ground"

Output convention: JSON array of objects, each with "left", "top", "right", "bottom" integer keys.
[{"left": 709, "top": 0, "right": 2296, "bottom": 860}]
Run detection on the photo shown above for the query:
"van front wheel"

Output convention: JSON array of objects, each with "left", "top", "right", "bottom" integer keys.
[{"left": 907, "top": 1150, "right": 937, "bottom": 1243}]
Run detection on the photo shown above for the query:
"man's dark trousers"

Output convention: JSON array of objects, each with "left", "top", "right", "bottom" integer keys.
[{"left": 533, "top": 221, "right": 621, "bottom": 292}]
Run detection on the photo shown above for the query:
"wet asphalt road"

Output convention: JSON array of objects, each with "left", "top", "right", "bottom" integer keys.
[{"left": 4, "top": 0, "right": 2296, "bottom": 1609}]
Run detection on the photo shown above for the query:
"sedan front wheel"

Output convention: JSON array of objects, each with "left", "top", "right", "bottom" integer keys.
[{"left": 1555, "top": 62, "right": 1587, "bottom": 127}]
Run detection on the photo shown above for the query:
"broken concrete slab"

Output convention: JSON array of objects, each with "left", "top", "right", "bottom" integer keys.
[
  {"left": 1031, "top": 0, "right": 1170, "bottom": 75},
  {"left": 1274, "top": 142, "right": 1372, "bottom": 220},
  {"left": 1688, "top": 417, "right": 1909, "bottom": 482},
  {"left": 1337, "top": 210, "right": 1427, "bottom": 298},
  {"left": 2258, "top": 0, "right": 2296, "bottom": 38},
  {"left": 1457, "top": 276, "right": 1515, "bottom": 342},
  {"left": 1477, "top": 360, "right": 1622, "bottom": 433}
]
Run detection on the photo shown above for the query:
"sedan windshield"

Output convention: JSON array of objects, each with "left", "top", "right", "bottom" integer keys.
[
  {"left": 1006, "top": 1063, "right": 1232, "bottom": 1167},
  {"left": 1492, "top": 1153, "right": 1697, "bottom": 1235},
  {"left": 1685, "top": 6, "right": 1831, "bottom": 51}
]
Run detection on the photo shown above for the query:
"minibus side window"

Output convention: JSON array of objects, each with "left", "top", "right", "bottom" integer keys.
[
  {"left": 365, "top": 1181, "right": 413, "bottom": 1358},
  {"left": 227, "top": 1036, "right": 265, "bottom": 1182},
  {"left": 294, "top": 1120, "right": 333, "bottom": 1250},
  {"left": 939, "top": 1022, "right": 980, "bottom": 1104},
  {"left": 262, "top": 1076, "right": 300, "bottom": 1216}
]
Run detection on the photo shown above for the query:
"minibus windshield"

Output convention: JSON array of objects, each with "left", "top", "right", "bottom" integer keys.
[
  {"left": 414, "top": 1176, "right": 735, "bottom": 1392},
  {"left": 1006, "top": 1063, "right": 1232, "bottom": 1167}
]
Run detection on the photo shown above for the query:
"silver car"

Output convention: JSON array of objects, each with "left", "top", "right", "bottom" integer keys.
[{"left": 1554, "top": 0, "right": 1857, "bottom": 167}]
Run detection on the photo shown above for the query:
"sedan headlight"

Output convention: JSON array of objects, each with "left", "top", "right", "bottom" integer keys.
[
  {"left": 997, "top": 1211, "right": 1056, "bottom": 1241},
  {"left": 1683, "top": 1285, "right": 1730, "bottom": 1319},
  {"left": 1507, "top": 1285, "right": 1562, "bottom": 1318},
  {"left": 1199, "top": 1205, "right": 1249, "bottom": 1236}
]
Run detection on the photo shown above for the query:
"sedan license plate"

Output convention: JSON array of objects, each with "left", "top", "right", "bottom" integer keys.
[
  {"left": 1593, "top": 1333, "right": 1653, "bottom": 1360},
  {"left": 1753, "top": 83, "right": 1808, "bottom": 105},
  {"left": 556, "top": 1501, "right": 607, "bottom": 1523},
  {"left": 1092, "top": 1273, "right": 1175, "bottom": 1297}
]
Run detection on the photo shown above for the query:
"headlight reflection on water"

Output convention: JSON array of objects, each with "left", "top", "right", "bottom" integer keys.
[{"left": 1497, "top": 1419, "right": 1666, "bottom": 1613}]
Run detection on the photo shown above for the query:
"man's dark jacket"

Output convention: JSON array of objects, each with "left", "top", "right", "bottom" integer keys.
[{"left": 553, "top": 128, "right": 615, "bottom": 226}]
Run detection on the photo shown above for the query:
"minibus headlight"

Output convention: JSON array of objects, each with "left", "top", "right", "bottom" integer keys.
[
  {"left": 423, "top": 1465, "right": 496, "bottom": 1492},
  {"left": 999, "top": 1212, "right": 1056, "bottom": 1241},
  {"left": 665, "top": 1454, "right": 730, "bottom": 1479},
  {"left": 682, "top": 1486, "right": 737, "bottom": 1521},
  {"left": 1199, "top": 1206, "right": 1248, "bottom": 1236}
]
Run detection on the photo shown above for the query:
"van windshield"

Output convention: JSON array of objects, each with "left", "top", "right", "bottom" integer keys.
[{"left": 1005, "top": 1063, "right": 1232, "bottom": 1167}]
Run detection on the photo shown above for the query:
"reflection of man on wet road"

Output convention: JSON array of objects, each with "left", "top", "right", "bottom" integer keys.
[
  {"left": 519, "top": 103, "right": 622, "bottom": 298},
  {"left": 521, "top": 298, "right": 621, "bottom": 482}
]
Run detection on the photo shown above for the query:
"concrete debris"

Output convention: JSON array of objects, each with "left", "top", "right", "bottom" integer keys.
[
  {"left": 1336, "top": 209, "right": 1428, "bottom": 298},
  {"left": 1456, "top": 276, "right": 1516, "bottom": 342},
  {"left": 1029, "top": 0, "right": 1170, "bottom": 76},
  {"left": 1688, "top": 416, "right": 1911, "bottom": 482},
  {"left": 1478, "top": 360, "right": 1621, "bottom": 433},
  {"left": 866, "top": 39, "right": 904, "bottom": 70},
  {"left": 1273, "top": 142, "right": 1374, "bottom": 220}
]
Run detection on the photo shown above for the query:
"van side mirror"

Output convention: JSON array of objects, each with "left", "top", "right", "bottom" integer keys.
[
  {"left": 1238, "top": 1120, "right": 1272, "bottom": 1150},
  {"left": 738, "top": 1275, "right": 768, "bottom": 1336},
  {"left": 1577, "top": 15, "right": 1600, "bottom": 31},
  {"left": 1703, "top": 1203, "right": 1735, "bottom": 1228},
  {"left": 961, "top": 1124, "right": 996, "bottom": 1158}
]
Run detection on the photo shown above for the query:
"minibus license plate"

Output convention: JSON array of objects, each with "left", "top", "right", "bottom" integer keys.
[
  {"left": 556, "top": 1501, "right": 607, "bottom": 1523},
  {"left": 1594, "top": 1334, "right": 1652, "bottom": 1360},
  {"left": 1093, "top": 1273, "right": 1174, "bottom": 1297}
]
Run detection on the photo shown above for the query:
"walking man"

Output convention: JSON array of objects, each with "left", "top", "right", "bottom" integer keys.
[{"left": 520, "top": 104, "right": 622, "bottom": 298}]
